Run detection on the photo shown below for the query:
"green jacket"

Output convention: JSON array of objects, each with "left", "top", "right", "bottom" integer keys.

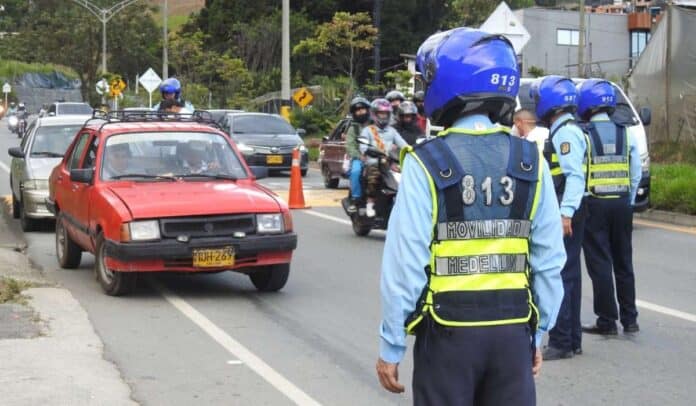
[{"left": 345, "top": 121, "right": 363, "bottom": 159}]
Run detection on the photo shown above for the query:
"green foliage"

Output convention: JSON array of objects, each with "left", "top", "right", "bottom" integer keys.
[
  {"left": 528, "top": 66, "right": 546, "bottom": 78},
  {"left": 650, "top": 164, "right": 696, "bottom": 215},
  {"left": 290, "top": 104, "right": 342, "bottom": 138},
  {"left": 382, "top": 70, "right": 413, "bottom": 95},
  {"left": 444, "top": 0, "right": 534, "bottom": 28},
  {"left": 0, "top": 277, "right": 33, "bottom": 305},
  {"left": 0, "top": 60, "right": 78, "bottom": 81}
]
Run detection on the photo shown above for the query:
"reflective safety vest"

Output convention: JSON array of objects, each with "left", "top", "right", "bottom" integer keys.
[
  {"left": 402, "top": 127, "right": 542, "bottom": 334},
  {"left": 542, "top": 119, "right": 590, "bottom": 200},
  {"left": 584, "top": 122, "right": 631, "bottom": 198}
]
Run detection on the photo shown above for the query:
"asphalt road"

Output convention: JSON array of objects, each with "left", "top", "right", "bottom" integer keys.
[{"left": 1, "top": 120, "right": 696, "bottom": 405}]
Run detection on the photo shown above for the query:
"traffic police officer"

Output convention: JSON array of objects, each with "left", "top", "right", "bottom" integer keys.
[
  {"left": 376, "top": 28, "right": 566, "bottom": 404},
  {"left": 577, "top": 79, "right": 642, "bottom": 335},
  {"left": 531, "top": 76, "right": 589, "bottom": 360}
]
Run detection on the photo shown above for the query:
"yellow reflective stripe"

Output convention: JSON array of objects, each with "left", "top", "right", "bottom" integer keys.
[
  {"left": 551, "top": 154, "right": 559, "bottom": 163},
  {"left": 438, "top": 126, "right": 511, "bottom": 137},
  {"left": 550, "top": 167, "right": 563, "bottom": 176},
  {"left": 399, "top": 144, "right": 414, "bottom": 166},
  {"left": 429, "top": 307, "right": 531, "bottom": 327},
  {"left": 591, "top": 163, "right": 630, "bottom": 171},
  {"left": 406, "top": 315, "right": 424, "bottom": 334},
  {"left": 529, "top": 149, "right": 544, "bottom": 220},
  {"left": 588, "top": 178, "right": 631, "bottom": 186},
  {"left": 432, "top": 238, "right": 529, "bottom": 257},
  {"left": 408, "top": 151, "right": 438, "bottom": 234},
  {"left": 429, "top": 272, "right": 529, "bottom": 292}
]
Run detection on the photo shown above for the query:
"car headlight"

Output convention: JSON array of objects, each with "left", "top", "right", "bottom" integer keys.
[
  {"left": 298, "top": 144, "right": 307, "bottom": 152},
  {"left": 121, "top": 220, "right": 160, "bottom": 241},
  {"left": 237, "top": 143, "right": 254, "bottom": 154},
  {"left": 257, "top": 213, "right": 283, "bottom": 234},
  {"left": 22, "top": 179, "right": 49, "bottom": 191},
  {"left": 641, "top": 155, "right": 650, "bottom": 173}
]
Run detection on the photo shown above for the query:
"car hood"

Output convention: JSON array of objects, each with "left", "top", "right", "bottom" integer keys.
[
  {"left": 107, "top": 181, "right": 282, "bottom": 219},
  {"left": 28, "top": 157, "right": 63, "bottom": 180},
  {"left": 232, "top": 133, "right": 301, "bottom": 147}
]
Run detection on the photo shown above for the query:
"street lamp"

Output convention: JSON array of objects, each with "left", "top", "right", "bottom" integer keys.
[{"left": 71, "top": 0, "right": 141, "bottom": 73}]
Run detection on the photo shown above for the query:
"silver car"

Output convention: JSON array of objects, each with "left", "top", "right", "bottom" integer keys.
[{"left": 8, "top": 115, "right": 90, "bottom": 231}]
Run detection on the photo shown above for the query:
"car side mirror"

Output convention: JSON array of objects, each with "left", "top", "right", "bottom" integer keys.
[
  {"left": 8, "top": 147, "right": 24, "bottom": 158},
  {"left": 70, "top": 168, "right": 94, "bottom": 184},
  {"left": 297, "top": 128, "right": 307, "bottom": 137},
  {"left": 249, "top": 166, "right": 268, "bottom": 180},
  {"left": 639, "top": 107, "right": 651, "bottom": 126},
  {"left": 322, "top": 136, "right": 329, "bottom": 142}
]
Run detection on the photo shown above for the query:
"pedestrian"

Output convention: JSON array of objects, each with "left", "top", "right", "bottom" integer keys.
[
  {"left": 513, "top": 108, "right": 546, "bottom": 146},
  {"left": 345, "top": 96, "right": 372, "bottom": 213},
  {"left": 577, "top": 79, "right": 642, "bottom": 336},
  {"left": 530, "top": 75, "right": 590, "bottom": 360},
  {"left": 376, "top": 28, "right": 566, "bottom": 405}
]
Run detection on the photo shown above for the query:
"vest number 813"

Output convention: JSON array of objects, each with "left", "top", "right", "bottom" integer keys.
[{"left": 462, "top": 175, "right": 514, "bottom": 206}]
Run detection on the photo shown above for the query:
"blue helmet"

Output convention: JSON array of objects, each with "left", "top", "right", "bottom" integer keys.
[
  {"left": 529, "top": 75, "right": 577, "bottom": 122},
  {"left": 577, "top": 79, "right": 616, "bottom": 120},
  {"left": 416, "top": 28, "right": 519, "bottom": 126},
  {"left": 160, "top": 78, "right": 181, "bottom": 99}
]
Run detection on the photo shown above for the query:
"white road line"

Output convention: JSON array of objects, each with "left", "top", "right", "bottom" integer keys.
[
  {"left": 636, "top": 300, "right": 696, "bottom": 323},
  {"left": 150, "top": 280, "right": 322, "bottom": 406},
  {"left": 303, "top": 211, "right": 696, "bottom": 324},
  {"left": 0, "top": 160, "right": 10, "bottom": 173}
]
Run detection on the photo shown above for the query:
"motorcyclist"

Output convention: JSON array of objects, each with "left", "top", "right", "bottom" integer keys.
[
  {"left": 359, "top": 98, "right": 407, "bottom": 217},
  {"left": 412, "top": 90, "right": 428, "bottom": 134},
  {"left": 7, "top": 102, "right": 17, "bottom": 116},
  {"left": 15, "top": 102, "right": 28, "bottom": 135},
  {"left": 345, "top": 96, "right": 372, "bottom": 213},
  {"left": 385, "top": 90, "right": 405, "bottom": 125},
  {"left": 393, "top": 101, "right": 425, "bottom": 146},
  {"left": 153, "top": 78, "right": 194, "bottom": 113}
]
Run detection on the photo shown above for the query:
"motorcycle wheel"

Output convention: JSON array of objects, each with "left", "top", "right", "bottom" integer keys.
[{"left": 352, "top": 215, "right": 371, "bottom": 236}]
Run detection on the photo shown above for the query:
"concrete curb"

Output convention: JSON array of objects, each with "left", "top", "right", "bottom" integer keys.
[{"left": 635, "top": 209, "right": 696, "bottom": 228}]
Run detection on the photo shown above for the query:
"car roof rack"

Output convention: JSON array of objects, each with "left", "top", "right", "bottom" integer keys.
[{"left": 85, "top": 109, "right": 223, "bottom": 131}]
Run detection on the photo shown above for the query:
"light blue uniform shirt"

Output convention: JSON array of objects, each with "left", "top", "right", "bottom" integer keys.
[
  {"left": 590, "top": 113, "right": 642, "bottom": 205},
  {"left": 379, "top": 114, "right": 566, "bottom": 364},
  {"left": 550, "top": 113, "right": 588, "bottom": 218}
]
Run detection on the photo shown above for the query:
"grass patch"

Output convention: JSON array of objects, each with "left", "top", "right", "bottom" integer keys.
[
  {"left": 0, "top": 60, "right": 78, "bottom": 81},
  {"left": 0, "top": 277, "right": 34, "bottom": 305},
  {"left": 650, "top": 142, "right": 696, "bottom": 165},
  {"left": 650, "top": 163, "right": 696, "bottom": 215}
]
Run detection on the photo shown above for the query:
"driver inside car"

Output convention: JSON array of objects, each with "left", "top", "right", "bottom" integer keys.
[
  {"left": 178, "top": 141, "right": 220, "bottom": 175},
  {"left": 103, "top": 143, "right": 132, "bottom": 180}
]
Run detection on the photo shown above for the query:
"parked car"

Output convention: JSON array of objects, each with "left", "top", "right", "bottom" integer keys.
[
  {"left": 517, "top": 78, "right": 651, "bottom": 212},
  {"left": 8, "top": 115, "right": 91, "bottom": 231},
  {"left": 44, "top": 102, "right": 93, "bottom": 117},
  {"left": 219, "top": 112, "right": 308, "bottom": 176},
  {"left": 318, "top": 116, "right": 352, "bottom": 188},
  {"left": 47, "top": 111, "right": 298, "bottom": 296}
]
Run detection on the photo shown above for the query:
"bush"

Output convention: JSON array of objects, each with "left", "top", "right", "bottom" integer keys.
[
  {"left": 290, "top": 105, "right": 341, "bottom": 138},
  {"left": 650, "top": 164, "right": 696, "bottom": 215}
]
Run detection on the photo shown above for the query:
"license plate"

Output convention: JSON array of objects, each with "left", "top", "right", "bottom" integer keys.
[
  {"left": 266, "top": 155, "right": 283, "bottom": 164},
  {"left": 192, "top": 247, "right": 235, "bottom": 268}
]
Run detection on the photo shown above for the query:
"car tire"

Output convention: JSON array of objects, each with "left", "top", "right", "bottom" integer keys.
[
  {"left": 249, "top": 263, "right": 290, "bottom": 292},
  {"left": 95, "top": 233, "right": 137, "bottom": 296},
  {"left": 19, "top": 197, "right": 39, "bottom": 232},
  {"left": 11, "top": 192, "right": 20, "bottom": 219},
  {"left": 322, "top": 165, "right": 339, "bottom": 189},
  {"left": 352, "top": 216, "right": 371, "bottom": 237},
  {"left": 301, "top": 168, "right": 308, "bottom": 177},
  {"left": 56, "top": 213, "right": 82, "bottom": 269}
]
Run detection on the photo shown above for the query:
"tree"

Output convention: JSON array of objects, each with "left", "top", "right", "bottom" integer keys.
[
  {"left": 293, "top": 12, "right": 377, "bottom": 90},
  {"left": 444, "top": 0, "right": 534, "bottom": 28}
]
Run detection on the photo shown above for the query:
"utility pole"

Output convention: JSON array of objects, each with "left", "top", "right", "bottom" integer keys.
[
  {"left": 578, "top": 0, "right": 586, "bottom": 77},
  {"left": 373, "top": 0, "right": 383, "bottom": 87},
  {"left": 163, "top": 0, "right": 168, "bottom": 79},
  {"left": 71, "top": 0, "right": 142, "bottom": 74},
  {"left": 280, "top": 0, "right": 290, "bottom": 120}
]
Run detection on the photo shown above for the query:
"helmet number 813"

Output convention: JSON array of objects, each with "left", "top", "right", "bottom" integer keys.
[
  {"left": 462, "top": 175, "right": 514, "bottom": 206},
  {"left": 490, "top": 74, "right": 516, "bottom": 87}
]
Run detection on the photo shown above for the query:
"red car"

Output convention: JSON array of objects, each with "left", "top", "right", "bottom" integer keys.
[{"left": 47, "top": 112, "right": 297, "bottom": 296}]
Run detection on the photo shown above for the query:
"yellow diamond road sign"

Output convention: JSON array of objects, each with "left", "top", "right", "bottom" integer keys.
[{"left": 292, "top": 87, "right": 313, "bottom": 108}]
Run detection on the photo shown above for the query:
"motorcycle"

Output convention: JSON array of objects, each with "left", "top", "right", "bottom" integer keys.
[
  {"left": 7, "top": 114, "right": 18, "bottom": 135},
  {"left": 341, "top": 142, "right": 401, "bottom": 236}
]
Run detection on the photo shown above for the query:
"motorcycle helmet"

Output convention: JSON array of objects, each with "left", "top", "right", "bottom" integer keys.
[
  {"left": 398, "top": 101, "right": 418, "bottom": 117},
  {"left": 385, "top": 90, "right": 405, "bottom": 103},
  {"left": 529, "top": 75, "right": 577, "bottom": 123},
  {"left": 18, "top": 102, "right": 25, "bottom": 109},
  {"left": 9, "top": 102, "right": 15, "bottom": 108},
  {"left": 416, "top": 28, "right": 519, "bottom": 127},
  {"left": 349, "top": 96, "right": 371, "bottom": 124},
  {"left": 577, "top": 78, "right": 616, "bottom": 120},
  {"left": 371, "top": 98, "right": 392, "bottom": 129},
  {"left": 160, "top": 78, "right": 182, "bottom": 99}
]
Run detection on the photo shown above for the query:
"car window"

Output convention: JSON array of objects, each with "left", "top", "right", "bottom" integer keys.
[
  {"left": 57, "top": 104, "right": 93, "bottom": 115},
  {"left": 30, "top": 124, "right": 83, "bottom": 157},
  {"left": 610, "top": 86, "right": 640, "bottom": 127},
  {"left": 101, "top": 131, "right": 249, "bottom": 181},
  {"left": 81, "top": 136, "right": 100, "bottom": 169},
  {"left": 331, "top": 119, "right": 350, "bottom": 141},
  {"left": 48, "top": 105, "right": 56, "bottom": 114},
  {"left": 232, "top": 115, "right": 295, "bottom": 134},
  {"left": 67, "top": 133, "right": 91, "bottom": 171}
]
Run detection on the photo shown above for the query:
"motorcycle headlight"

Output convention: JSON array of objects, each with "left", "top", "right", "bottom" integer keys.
[
  {"left": 121, "top": 220, "right": 160, "bottom": 241},
  {"left": 236, "top": 143, "right": 254, "bottom": 154},
  {"left": 8, "top": 116, "right": 18, "bottom": 126},
  {"left": 22, "top": 179, "right": 49, "bottom": 191},
  {"left": 256, "top": 213, "right": 283, "bottom": 234}
]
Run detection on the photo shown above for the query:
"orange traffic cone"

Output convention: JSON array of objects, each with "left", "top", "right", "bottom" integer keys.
[{"left": 288, "top": 147, "right": 310, "bottom": 209}]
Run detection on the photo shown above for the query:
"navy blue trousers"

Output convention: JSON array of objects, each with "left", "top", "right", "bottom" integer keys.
[
  {"left": 583, "top": 197, "right": 638, "bottom": 329},
  {"left": 548, "top": 201, "right": 587, "bottom": 352},
  {"left": 413, "top": 322, "right": 535, "bottom": 406}
]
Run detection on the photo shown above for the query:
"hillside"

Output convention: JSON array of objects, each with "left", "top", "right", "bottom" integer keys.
[{"left": 148, "top": 0, "right": 204, "bottom": 16}]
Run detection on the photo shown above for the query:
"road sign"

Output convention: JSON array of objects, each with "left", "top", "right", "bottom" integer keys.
[
  {"left": 2, "top": 83, "right": 11, "bottom": 94},
  {"left": 292, "top": 87, "right": 314, "bottom": 108},
  {"left": 96, "top": 79, "right": 109, "bottom": 95},
  {"left": 139, "top": 68, "right": 162, "bottom": 94},
  {"left": 480, "top": 2, "right": 530, "bottom": 54},
  {"left": 110, "top": 78, "right": 126, "bottom": 96}
]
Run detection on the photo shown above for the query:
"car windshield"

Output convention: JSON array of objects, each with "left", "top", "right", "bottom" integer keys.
[
  {"left": 30, "top": 124, "right": 83, "bottom": 157},
  {"left": 57, "top": 104, "right": 93, "bottom": 115},
  {"left": 232, "top": 115, "right": 295, "bottom": 134},
  {"left": 102, "top": 131, "right": 248, "bottom": 181}
]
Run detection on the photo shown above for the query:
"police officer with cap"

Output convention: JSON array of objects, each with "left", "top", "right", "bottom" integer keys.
[
  {"left": 530, "top": 76, "right": 590, "bottom": 360},
  {"left": 376, "top": 27, "right": 566, "bottom": 404},
  {"left": 577, "top": 79, "right": 642, "bottom": 336}
]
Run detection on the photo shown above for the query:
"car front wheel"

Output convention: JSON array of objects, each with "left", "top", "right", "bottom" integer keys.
[
  {"left": 249, "top": 263, "right": 290, "bottom": 292},
  {"left": 56, "top": 213, "right": 82, "bottom": 269},
  {"left": 323, "top": 165, "right": 339, "bottom": 189},
  {"left": 95, "top": 233, "right": 137, "bottom": 296}
]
